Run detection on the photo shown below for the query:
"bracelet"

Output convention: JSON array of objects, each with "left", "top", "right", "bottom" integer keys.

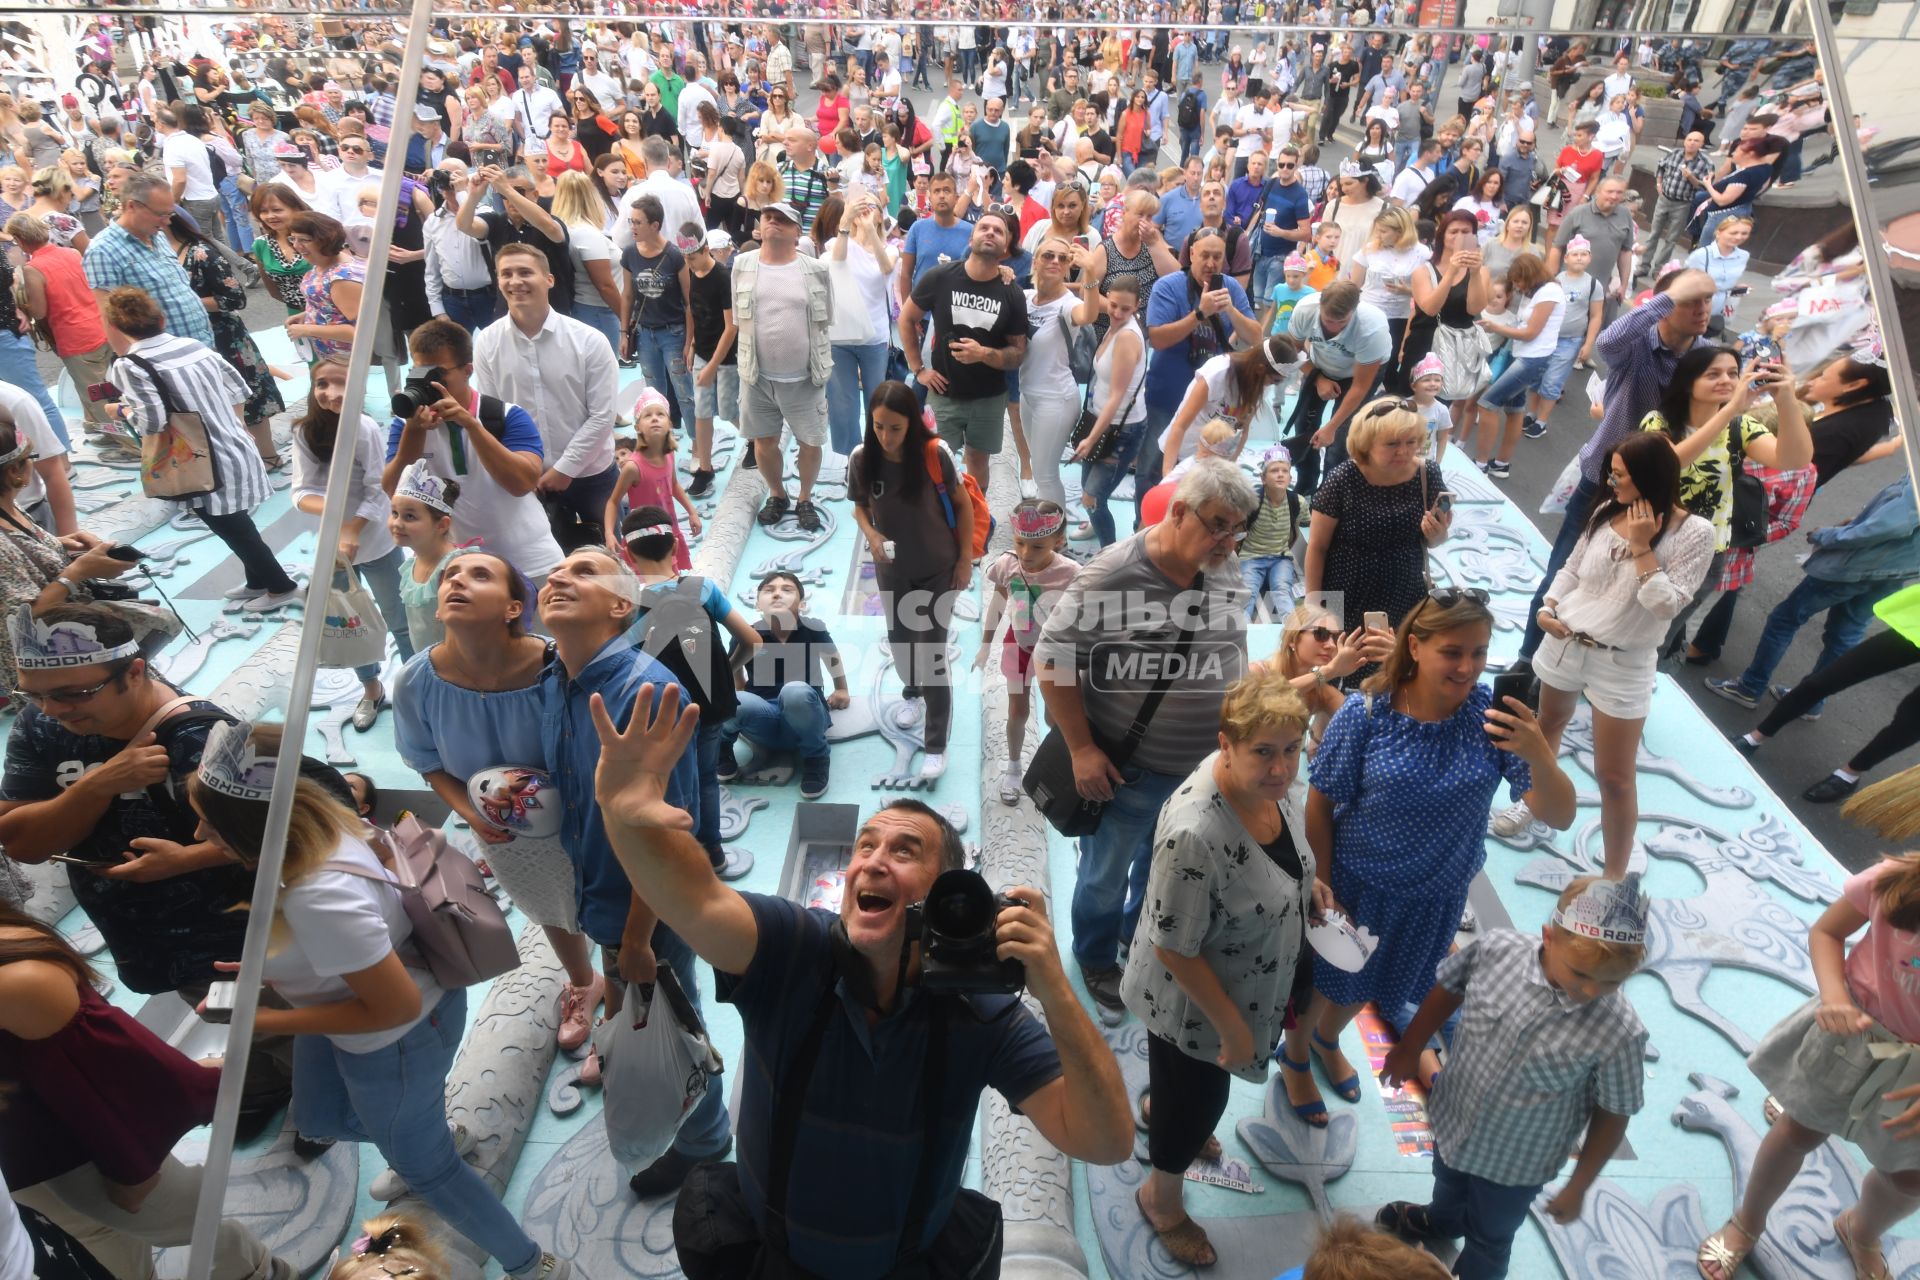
[
  {"left": 55, "top": 576, "right": 79, "bottom": 597},
  {"left": 1636, "top": 567, "right": 1662, "bottom": 585}
]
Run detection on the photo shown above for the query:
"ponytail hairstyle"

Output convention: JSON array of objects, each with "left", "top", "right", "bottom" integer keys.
[
  {"left": 297, "top": 353, "right": 351, "bottom": 463},
  {"left": 328, "top": 1214, "right": 451, "bottom": 1279},
  {"left": 1824, "top": 355, "right": 1893, "bottom": 410},
  {"left": 1360, "top": 592, "right": 1494, "bottom": 696},
  {"left": 1226, "top": 334, "right": 1301, "bottom": 419}
]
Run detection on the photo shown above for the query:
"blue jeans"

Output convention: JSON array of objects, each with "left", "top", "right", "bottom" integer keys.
[
  {"left": 1241, "top": 553, "right": 1297, "bottom": 619},
  {"left": 1522, "top": 476, "right": 1602, "bottom": 661},
  {"left": 725, "top": 682, "right": 831, "bottom": 759},
  {"left": 1731, "top": 575, "right": 1891, "bottom": 703},
  {"left": 1393, "top": 138, "right": 1418, "bottom": 171},
  {"left": 1071, "top": 763, "right": 1185, "bottom": 971},
  {"left": 828, "top": 341, "right": 890, "bottom": 456},
  {"left": 573, "top": 301, "right": 623, "bottom": 354},
  {"left": 648, "top": 924, "right": 734, "bottom": 1158},
  {"left": 335, "top": 546, "right": 415, "bottom": 683},
  {"left": 1251, "top": 253, "right": 1287, "bottom": 307},
  {"left": 1129, "top": 402, "right": 1177, "bottom": 525},
  {"left": 695, "top": 720, "right": 723, "bottom": 864},
  {"left": 217, "top": 176, "right": 254, "bottom": 256},
  {"left": 633, "top": 324, "right": 696, "bottom": 429},
  {"left": 1423, "top": 1151, "right": 1543, "bottom": 1280},
  {"left": 292, "top": 989, "right": 543, "bottom": 1273},
  {"left": 1179, "top": 124, "right": 1202, "bottom": 164},
  {"left": 0, "top": 330, "right": 68, "bottom": 448},
  {"left": 1535, "top": 332, "right": 1584, "bottom": 402},
  {"left": 1479, "top": 353, "right": 1553, "bottom": 412},
  {"left": 1084, "top": 417, "right": 1150, "bottom": 548},
  {"left": 441, "top": 289, "right": 499, "bottom": 334}
]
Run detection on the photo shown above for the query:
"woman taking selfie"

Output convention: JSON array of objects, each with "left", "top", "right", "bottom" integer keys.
[
  {"left": 1294, "top": 592, "right": 1576, "bottom": 1118},
  {"left": 1502, "top": 433, "right": 1714, "bottom": 876},
  {"left": 189, "top": 722, "right": 573, "bottom": 1280},
  {"left": 1122, "top": 669, "right": 1326, "bottom": 1266},
  {"left": 1404, "top": 210, "right": 1490, "bottom": 435}
]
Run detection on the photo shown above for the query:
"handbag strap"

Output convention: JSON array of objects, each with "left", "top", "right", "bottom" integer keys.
[
  {"left": 1109, "top": 572, "right": 1204, "bottom": 769},
  {"left": 118, "top": 351, "right": 186, "bottom": 418},
  {"left": 1419, "top": 460, "right": 1435, "bottom": 592},
  {"left": 132, "top": 694, "right": 199, "bottom": 744}
]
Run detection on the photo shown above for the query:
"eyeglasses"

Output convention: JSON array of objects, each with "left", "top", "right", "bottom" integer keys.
[
  {"left": 1195, "top": 513, "right": 1250, "bottom": 543},
  {"left": 1420, "top": 588, "right": 1491, "bottom": 611},
  {"left": 12, "top": 673, "right": 122, "bottom": 706},
  {"left": 1274, "top": 163, "right": 1297, "bottom": 170}
]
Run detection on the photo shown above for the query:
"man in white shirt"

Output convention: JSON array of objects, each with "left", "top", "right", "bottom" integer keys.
[
  {"left": 1389, "top": 138, "right": 1442, "bottom": 206},
  {"left": 577, "top": 46, "right": 624, "bottom": 111},
  {"left": 316, "top": 133, "right": 385, "bottom": 225},
  {"left": 677, "top": 65, "right": 719, "bottom": 141},
  {"left": 510, "top": 65, "right": 565, "bottom": 141},
  {"left": 473, "top": 244, "right": 621, "bottom": 549},
  {"left": 157, "top": 106, "right": 221, "bottom": 239},
  {"left": 1232, "top": 95, "right": 1274, "bottom": 181},
  {"left": 614, "top": 136, "right": 704, "bottom": 254},
  {"left": 1602, "top": 51, "right": 1634, "bottom": 103},
  {"left": 422, "top": 163, "right": 499, "bottom": 332}
]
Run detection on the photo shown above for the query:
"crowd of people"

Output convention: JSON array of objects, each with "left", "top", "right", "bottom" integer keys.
[{"left": 0, "top": 8, "right": 1911, "bottom": 1280}]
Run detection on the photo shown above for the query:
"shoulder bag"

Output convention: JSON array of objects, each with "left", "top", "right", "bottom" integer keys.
[
  {"left": 120, "top": 352, "right": 222, "bottom": 502},
  {"left": 327, "top": 814, "right": 521, "bottom": 988},
  {"left": 1024, "top": 574, "right": 1203, "bottom": 836},
  {"left": 1067, "top": 319, "right": 1145, "bottom": 465},
  {"left": 1726, "top": 418, "right": 1768, "bottom": 550}
]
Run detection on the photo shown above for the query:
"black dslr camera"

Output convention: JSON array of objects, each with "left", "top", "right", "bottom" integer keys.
[
  {"left": 905, "top": 869, "right": 1026, "bottom": 995},
  {"left": 392, "top": 366, "right": 449, "bottom": 418}
]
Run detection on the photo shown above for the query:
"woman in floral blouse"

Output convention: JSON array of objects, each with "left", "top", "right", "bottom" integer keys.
[
  {"left": 1120, "top": 667, "right": 1327, "bottom": 1270},
  {"left": 164, "top": 212, "right": 285, "bottom": 468}
]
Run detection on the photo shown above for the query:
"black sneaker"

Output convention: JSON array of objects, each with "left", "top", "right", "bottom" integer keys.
[
  {"left": 1079, "top": 964, "right": 1125, "bottom": 1013},
  {"left": 1522, "top": 416, "right": 1547, "bottom": 439},
  {"left": 293, "top": 1132, "right": 336, "bottom": 1160},
  {"left": 739, "top": 447, "right": 757, "bottom": 471},
  {"left": 800, "top": 753, "right": 829, "bottom": 799},
  {"left": 1729, "top": 731, "right": 1759, "bottom": 758},
  {"left": 1487, "top": 460, "right": 1511, "bottom": 479},
  {"left": 1802, "top": 773, "right": 1859, "bottom": 804},
  {"left": 756, "top": 494, "right": 791, "bottom": 526},
  {"left": 687, "top": 468, "right": 715, "bottom": 498},
  {"left": 629, "top": 1139, "right": 732, "bottom": 1200},
  {"left": 793, "top": 499, "right": 823, "bottom": 532},
  {"left": 717, "top": 743, "right": 739, "bottom": 781}
]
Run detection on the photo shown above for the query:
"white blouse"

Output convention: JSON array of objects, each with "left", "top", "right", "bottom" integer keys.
[{"left": 1544, "top": 513, "right": 1716, "bottom": 651}]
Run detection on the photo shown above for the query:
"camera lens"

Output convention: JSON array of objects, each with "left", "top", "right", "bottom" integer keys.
[{"left": 924, "top": 869, "right": 995, "bottom": 938}]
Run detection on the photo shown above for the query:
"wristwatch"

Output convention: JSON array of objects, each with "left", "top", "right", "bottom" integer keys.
[
  {"left": 1311, "top": 665, "right": 1328, "bottom": 686},
  {"left": 1540, "top": 605, "right": 1559, "bottom": 620}
]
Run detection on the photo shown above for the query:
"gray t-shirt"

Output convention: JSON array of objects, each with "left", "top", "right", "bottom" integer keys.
[
  {"left": 1556, "top": 271, "right": 1601, "bottom": 339},
  {"left": 1287, "top": 293, "right": 1394, "bottom": 379},
  {"left": 751, "top": 257, "right": 810, "bottom": 382},
  {"left": 1032, "top": 531, "right": 1248, "bottom": 776},
  {"left": 1554, "top": 202, "right": 1635, "bottom": 290},
  {"left": 1119, "top": 758, "right": 1314, "bottom": 1081}
]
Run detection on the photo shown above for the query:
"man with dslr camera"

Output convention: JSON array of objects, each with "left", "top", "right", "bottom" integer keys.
[{"left": 587, "top": 683, "right": 1132, "bottom": 1280}]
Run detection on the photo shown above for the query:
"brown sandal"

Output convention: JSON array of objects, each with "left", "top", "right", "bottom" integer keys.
[
  {"left": 1136, "top": 1095, "right": 1223, "bottom": 1163},
  {"left": 1137, "top": 1188, "right": 1217, "bottom": 1268},
  {"left": 1835, "top": 1208, "right": 1893, "bottom": 1280},
  {"left": 1696, "top": 1214, "right": 1758, "bottom": 1280}
]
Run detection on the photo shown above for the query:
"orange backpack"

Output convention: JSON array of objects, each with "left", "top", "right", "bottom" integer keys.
[{"left": 923, "top": 440, "right": 993, "bottom": 561}]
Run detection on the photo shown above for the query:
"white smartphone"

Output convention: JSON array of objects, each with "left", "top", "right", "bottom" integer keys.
[{"left": 1364, "top": 611, "right": 1390, "bottom": 633}]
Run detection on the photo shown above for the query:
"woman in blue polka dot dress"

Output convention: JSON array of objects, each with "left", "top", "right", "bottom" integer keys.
[{"left": 1286, "top": 591, "right": 1578, "bottom": 1112}]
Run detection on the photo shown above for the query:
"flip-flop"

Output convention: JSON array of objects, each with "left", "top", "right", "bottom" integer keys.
[
  {"left": 1136, "top": 1188, "right": 1217, "bottom": 1268},
  {"left": 1311, "top": 1031, "right": 1363, "bottom": 1104},
  {"left": 1276, "top": 1048, "right": 1330, "bottom": 1127},
  {"left": 1835, "top": 1208, "right": 1893, "bottom": 1280}
]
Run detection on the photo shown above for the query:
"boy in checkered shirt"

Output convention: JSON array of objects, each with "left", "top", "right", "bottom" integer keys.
[{"left": 1374, "top": 876, "right": 1650, "bottom": 1279}]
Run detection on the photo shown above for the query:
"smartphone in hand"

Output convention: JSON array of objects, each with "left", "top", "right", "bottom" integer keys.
[
  {"left": 1363, "top": 610, "right": 1390, "bottom": 634},
  {"left": 200, "top": 980, "right": 240, "bottom": 1024},
  {"left": 1490, "top": 669, "right": 1541, "bottom": 715}
]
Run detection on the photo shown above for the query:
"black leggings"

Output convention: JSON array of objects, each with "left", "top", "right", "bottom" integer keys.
[
  {"left": 199, "top": 508, "right": 297, "bottom": 594},
  {"left": 1282, "top": 372, "right": 1354, "bottom": 498},
  {"left": 876, "top": 561, "right": 955, "bottom": 753},
  {"left": 1146, "top": 1032, "right": 1232, "bottom": 1174},
  {"left": 1757, "top": 628, "right": 1920, "bottom": 772}
]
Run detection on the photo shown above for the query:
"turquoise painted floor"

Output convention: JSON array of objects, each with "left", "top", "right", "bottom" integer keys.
[{"left": 34, "top": 338, "right": 1907, "bottom": 1278}]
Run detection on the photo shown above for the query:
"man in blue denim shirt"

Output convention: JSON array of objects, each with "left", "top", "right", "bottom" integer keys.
[{"left": 539, "top": 546, "right": 735, "bottom": 1196}]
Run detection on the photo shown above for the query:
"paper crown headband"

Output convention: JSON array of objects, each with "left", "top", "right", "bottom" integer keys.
[
  {"left": 396, "top": 459, "right": 454, "bottom": 515},
  {"left": 1013, "top": 504, "right": 1066, "bottom": 539},
  {"left": 1283, "top": 252, "right": 1311, "bottom": 272},
  {"left": 8, "top": 601, "right": 141, "bottom": 671},
  {"left": 1409, "top": 354, "right": 1446, "bottom": 383},
  {"left": 1338, "top": 159, "right": 1366, "bottom": 178},
  {"left": 197, "top": 719, "right": 278, "bottom": 801},
  {"left": 1564, "top": 234, "right": 1592, "bottom": 253},
  {"left": 1851, "top": 322, "right": 1888, "bottom": 369},
  {"left": 0, "top": 435, "right": 31, "bottom": 468},
  {"left": 632, "top": 388, "right": 671, "bottom": 418},
  {"left": 1550, "top": 873, "right": 1650, "bottom": 947},
  {"left": 1259, "top": 444, "right": 1292, "bottom": 467}
]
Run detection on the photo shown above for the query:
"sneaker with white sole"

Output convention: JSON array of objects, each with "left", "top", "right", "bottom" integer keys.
[
  {"left": 919, "top": 752, "right": 947, "bottom": 782},
  {"left": 1487, "top": 460, "right": 1512, "bottom": 479},
  {"left": 223, "top": 582, "right": 268, "bottom": 600},
  {"left": 512, "top": 1255, "right": 575, "bottom": 1280},
  {"left": 371, "top": 1122, "right": 476, "bottom": 1200},
  {"left": 1770, "top": 683, "right": 1823, "bottom": 721},
  {"left": 1704, "top": 677, "right": 1759, "bottom": 709},
  {"left": 244, "top": 588, "right": 303, "bottom": 611},
  {"left": 1489, "top": 801, "right": 1534, "bottom": 837},
  {"left": 998, "top": 767, "right": 1023, "bottom": 806}
]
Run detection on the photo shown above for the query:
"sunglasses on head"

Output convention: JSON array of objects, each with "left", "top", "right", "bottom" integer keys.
[
  {"left": 1420, "top": 588, "right": 1490, "bottom": 611},
  {"left": 1367, "top": 396, "right": 1417, "bottom": 417}
]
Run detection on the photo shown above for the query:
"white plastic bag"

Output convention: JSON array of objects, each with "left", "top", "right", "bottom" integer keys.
[
  {"left": 596, "top": 970, "right": 725, "bottom": 1172},
  {"left": 1539, "top": 454, "right": 1584, "bottom": 517},
  {"left": 319, "top": 561, "right": 388, "bottom": 670}
]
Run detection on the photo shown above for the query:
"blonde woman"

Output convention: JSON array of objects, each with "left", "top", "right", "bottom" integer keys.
[
  {"left": 59, "top": 151, "right": 102, "bottom": 237},
  {"left": 23, "top": 166, "right": 87, "bottom": 251},
  {"left": 0, "top": 165, "right": 26, "bottom": 222},
  {"left": 1348, "top": 204, "right": 1429, "bottom": 392},
  {"left": 1273, "top": 599, "right": 1390, "bottom": 791},
  {"left": 550, "top": 171, "right": 623, "bottom": 352}
]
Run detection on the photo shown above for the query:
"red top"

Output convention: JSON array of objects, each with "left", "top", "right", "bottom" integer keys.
[
  {"left": 544, "top": 141, "right": 590, "bottom": 178},
  {"left": 816, "top": 94, "right": 850, "bottom": 153},
  {"left": 0, "top": 981, "right": 218, "bottom": 1189},
  {"left": 26, "top": 243, "right": 105, "bottom": 357},
  {"left": 1555, "top": 144, "right": 1606, "bottom": 193}
]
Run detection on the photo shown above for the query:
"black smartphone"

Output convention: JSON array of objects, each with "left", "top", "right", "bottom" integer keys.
[
  {"left": 104, "top": 544, "right": 145, "bottom": 562},
  {"left": 1208, "top": 272, "right": 1223, "bottom": 294},
  {"left": 200, "top": 980, "right": 240, "bottom": 1024},
  {"left": 1490, "top": 670, "right": 1541, "bottom": 715},
  {"left": 48, "top": 853, "right": 120, "bottom": 869},
  {"left": 1432, "top": 490, "right": 1454, "bottom": 517}
]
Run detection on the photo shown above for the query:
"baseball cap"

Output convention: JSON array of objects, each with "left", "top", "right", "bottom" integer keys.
[
  {"left": 760, "top": 200, "right": 802, "bottom": 224},
  {"left": 705, "top": 228, "right": 734, "bottom": 250}
]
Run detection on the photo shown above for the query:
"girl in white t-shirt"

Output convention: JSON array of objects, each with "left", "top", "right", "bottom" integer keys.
[
  {"left": 1470, "top": 253, "right": 1567, "bottom": 478},
  {"left": 1348, "top": 205, "right": 1432, "bottom": 391},
  {"left": 190, "top": 723, "right": 575, "bottom": 1280}
]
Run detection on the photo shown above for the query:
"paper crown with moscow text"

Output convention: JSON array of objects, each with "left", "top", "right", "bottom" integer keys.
[
  {"left": 197, "top": 720, "right": 278, "bottom": 802},
  {"left": 8, "top": 602, "right": 141, "bottom": 671},
  {"left": 396, "top": 459, "right": 455, "bottom": 515},
  {"left": 1549, "top": 873, "right": 1650, "bottom": 947}
]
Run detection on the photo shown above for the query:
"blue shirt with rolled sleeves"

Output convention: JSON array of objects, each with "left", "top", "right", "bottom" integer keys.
[
  {"left": 1144, "top": 270, "right": 1253, "bottom": 410},
  {"left": 540, "top": 634, "right": 700, "bottom": 947}
]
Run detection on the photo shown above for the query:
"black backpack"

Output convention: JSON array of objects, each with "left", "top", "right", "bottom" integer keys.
[{"left": 1177, "top": 88, "right": 1202, "bottom": 131}]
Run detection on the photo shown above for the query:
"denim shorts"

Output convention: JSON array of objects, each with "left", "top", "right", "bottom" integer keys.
[
  {"left": 692, "top": 354, "right": 740, "bottom": 422},
  {"left": 1536, "top": 334, "right": 1584, "bottom": 403},
  {"left": 1479, "top": 353, "right": 1553, "bottom": 412}
]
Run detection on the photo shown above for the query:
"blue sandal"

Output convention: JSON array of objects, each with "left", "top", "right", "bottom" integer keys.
[
  {"left": 1277, "top": 1049, "right": 1330, "bottom": 1127},
  {"left": 1311, "top": 1031, "right": 1363, "bottom": 1104}
]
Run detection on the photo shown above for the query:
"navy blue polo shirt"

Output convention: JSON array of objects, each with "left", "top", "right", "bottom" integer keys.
[{"left": 717, "top": 894, "right": 1062, "bottom": 1279}]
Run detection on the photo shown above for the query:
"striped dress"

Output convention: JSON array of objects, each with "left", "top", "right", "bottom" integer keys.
[{"left": 109, "top": 333, "right": 273, "bottom": 517}]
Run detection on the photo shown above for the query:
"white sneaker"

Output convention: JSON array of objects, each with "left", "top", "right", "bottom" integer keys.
[
  {"left": 243, "top": 588, "right": 303, "bottom": 611},
  {"left": 223, "top": 582, "right": 265, "bottom": 599},
  {"left": 1489, "top": 802, "right": 1534, "bottom": 838},
  {"left": 370, "top": 1122, "right": 475, "bottom": 1200},
  {"left": 919, "top": 752, "right": 947, "bottom": 781},
  {"left": 997, "top": 767, "right": 1023, "bottom": 805}
]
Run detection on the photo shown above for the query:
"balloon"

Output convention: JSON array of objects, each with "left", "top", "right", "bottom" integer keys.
[{"left": 467, "top": 766, "right": 562, "bottom": 839}]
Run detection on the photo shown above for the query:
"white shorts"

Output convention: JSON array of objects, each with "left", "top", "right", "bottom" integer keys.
[
  {"left": 741, "top": 375, "right": 828, "bottom": 447},
  {"left": 1533, "top": 633, "right": 1657, "bottom": 721}
]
